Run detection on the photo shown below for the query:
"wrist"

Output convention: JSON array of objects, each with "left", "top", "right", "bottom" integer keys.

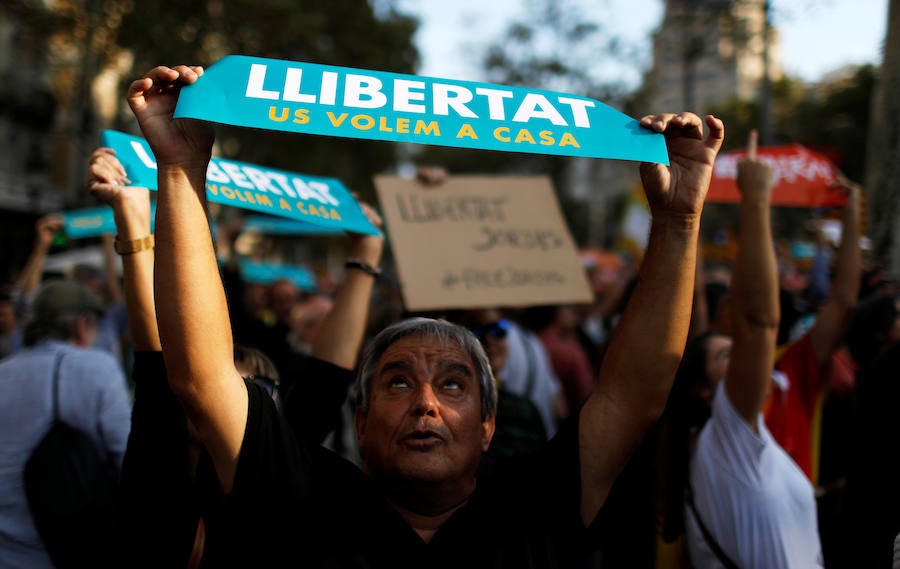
[
  {"left": 345, "top": 258, "right": 381, "bottom": 278},
  {"left": 114, "top": 234, "right": 154, "bottom": 255},
  {"left": 650, "top": 210, "right": 702, "bottom": 233},
  {"left": 349, "top": 241, "right": 384, "bottom": 267},
  {"left": 158, "top": 160, "right": 210, "bottom": 181},
  {"left": 112, "top": 196, "right": 152, "bottom": 239}
]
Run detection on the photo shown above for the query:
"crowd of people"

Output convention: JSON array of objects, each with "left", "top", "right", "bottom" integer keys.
[{"left": 0, "top": 62, "right": 897, "bottom": 569}]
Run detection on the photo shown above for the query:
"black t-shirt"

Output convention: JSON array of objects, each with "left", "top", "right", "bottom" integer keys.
[
  {"left": 197, "top": 382, "right": 611, "bottom": 568},
  {"left": 118, "top": 351, "right": 355, "bottom": 568}
]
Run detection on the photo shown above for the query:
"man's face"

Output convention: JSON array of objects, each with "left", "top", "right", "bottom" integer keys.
[{"left": 356, "top": 334, "right": 495, "bottom": 486}]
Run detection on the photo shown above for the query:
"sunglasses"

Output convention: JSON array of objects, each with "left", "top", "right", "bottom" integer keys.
[{"left": 469, "top": 319, "right": 509, "bottom": 341}]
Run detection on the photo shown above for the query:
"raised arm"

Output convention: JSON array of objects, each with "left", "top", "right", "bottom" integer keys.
[
  {"left": 806, "top": 178, "right": 862, "bottom": 369},
  {"left": 127, "top": 65, "right": 247, "bottom": 492},
  {"left": 16, "top": 214, "right": 63, "bottom": 296},
  {"left": 724, "top": 131, "right": 778, "bottom": 427},
  {"left": 579, "top": 113, "right": 724, "bottom": 524},
  {"left": 311, "top": 202, "right": 384, "bottom": 369},
  {"left": 86, "top": 148, "right": 158, "bottom": 350}
]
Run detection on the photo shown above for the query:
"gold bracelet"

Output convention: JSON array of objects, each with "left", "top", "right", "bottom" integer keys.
[{"left": 114, "top": 234, "right": 154, "bottom": 255}]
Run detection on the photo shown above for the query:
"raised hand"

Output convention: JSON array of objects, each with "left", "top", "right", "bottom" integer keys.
[
  {"left": 415, "top": 166, "right": 449, "bottom": 187},
  {"left": 85, "top": 147, "right": 152, "bottom": 231},
  {"left": 126, "top": 65, "right": 214, "bottom": 168},
  {"left": 85, "top": 147, "right": 148, "bottom": 203},
  {"left": 35, "top": 214, "right": 64, "bottom": 249},
  {"left": 638, "top": 113, "right": 725, "bottom": 219},
  {"left": 736, "top": 129, "right": 774, "bottom": 200}
]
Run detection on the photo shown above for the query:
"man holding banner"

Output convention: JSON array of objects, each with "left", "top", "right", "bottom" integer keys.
[{"left": 128, "top": 63, "right": 723, "bottom": 566}]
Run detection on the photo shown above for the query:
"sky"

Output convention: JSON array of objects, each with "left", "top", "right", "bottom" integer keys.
[{"left": 395, "top": 0, "right": 888, "bottom": 88}]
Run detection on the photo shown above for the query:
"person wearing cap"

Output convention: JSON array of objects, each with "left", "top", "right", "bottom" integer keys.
[{"left": 0, "top": 280, "right": 131, "bottom": 568}]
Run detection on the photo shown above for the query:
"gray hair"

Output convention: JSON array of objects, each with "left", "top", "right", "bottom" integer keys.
[
  {"left": 356, "top": 318, "right": 498, "bottom": 421},
  {"left": 23, "top": 312, "right": 94, "bottom": 347}
]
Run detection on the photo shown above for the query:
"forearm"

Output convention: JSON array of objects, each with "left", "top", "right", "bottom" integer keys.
[
  {"left": 595, "top": 214, "right": 699, "bottom": 417},
  {"left": 731, "top": 197, "right": 779, "bottom": 327},
  {"left": 725, "top": 195, "right": 778, "bottom": 423},
  {"left": 16, "top": 243, "right": 49, "bottom": 294},
  {"left": 831, "top": 204, "right": 861, "bottom": 309},
  {"left": 579, "top": 214, "right": 698, "bottom": 523},
  {"left": 312, "top": 241, "right": 381, "bottom": 369},
  {"left": 102, "top": 235, "right": 124, "bottom": 304},
  {"left": 113, "top": 195, "right": 160, "bottom": 351},
  {"left": 312, "top": 271, "right": 374, "bottom": 369},
  {"left": 808, "top": 198, "right": 861, "bottom": 367},
  {"left": 155, "top": 165, "right": 236, "bottom": 387}
]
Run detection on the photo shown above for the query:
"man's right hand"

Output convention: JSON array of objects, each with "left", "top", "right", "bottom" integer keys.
[{"left": 126, "top": 65, "right": 214, "bottom": 169}]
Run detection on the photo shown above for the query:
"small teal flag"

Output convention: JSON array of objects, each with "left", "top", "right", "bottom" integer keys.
[
  {"left": 61, "top": 204, "right": 157, "bottom": 239},
  {"left": 101, "top": 129, "right": 379, "bottom": 236},
  {"left": 173, "top": 55, "right": 669, "bottom": 165},
  {"left": 237, "top": 259, "right": 317, "bottom": 291}
]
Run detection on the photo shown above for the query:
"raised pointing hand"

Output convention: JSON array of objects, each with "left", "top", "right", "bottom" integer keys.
[{"left": 736, "top": 129, "right": 774, "bottom": 199}]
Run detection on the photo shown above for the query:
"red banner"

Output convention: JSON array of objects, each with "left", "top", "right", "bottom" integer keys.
[{"left": 707, "top": 144, "right": 846, "bottom": 207}]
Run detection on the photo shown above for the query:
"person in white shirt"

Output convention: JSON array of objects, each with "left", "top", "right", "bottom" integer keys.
[{"left": 686, "top": 132, "right": 823, "bottom": 568}]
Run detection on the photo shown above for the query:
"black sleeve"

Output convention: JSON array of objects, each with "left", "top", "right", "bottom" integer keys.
[
  {"left": 197, "top": 382, "right": 314, "bottom": 567},
  {"left": 486, "top": 412, "right": 617, "bottom": 550},
  {"left": 117, "top": 351, "right": 199, "bottom": 568},
  {"left": 283, "top": 356, "right": 355, "bottom": 444}
]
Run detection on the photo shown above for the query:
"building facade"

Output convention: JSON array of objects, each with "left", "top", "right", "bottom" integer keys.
[{"left": 643, "top": 0, "right": 782, "bottom": 115}]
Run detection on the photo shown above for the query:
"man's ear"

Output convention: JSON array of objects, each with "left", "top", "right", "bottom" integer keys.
[{"left": 481, "top": 416, "right": 496, "bottom": 453}]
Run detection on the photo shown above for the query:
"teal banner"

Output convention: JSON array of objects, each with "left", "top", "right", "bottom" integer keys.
[
  {"left": 101, "top": 129, "right": 379, "bottom": 236},
  {"left": 238, "top": 259, "right": 316, "bottom": 291},
  {"left": 173, "top": 55, "right": 669, "bottom": 164},
  {"left": 242, "top": 214, "right": 341, "bottom": 235},
  {"left": 61, "top": 204, "right": 157, "bottom": 239}
]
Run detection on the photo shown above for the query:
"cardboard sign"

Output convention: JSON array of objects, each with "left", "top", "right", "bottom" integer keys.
[
  {"left": 101, "top": 130, "right": 379, "bottom": 235},
  {"left": 61, "top": 204, "right": 157, "bottom": 239},
  {"left": 173, "top": 55, "right": 669, "bottom": 164},
  {"left": 374, "top": 176, "right": 592, "bottom": 310},
  {"left": 708, "top": 144, "right": 845, "bottom": 207}
]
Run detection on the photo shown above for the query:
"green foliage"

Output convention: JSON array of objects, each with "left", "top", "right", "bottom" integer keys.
[
  {"left": 115, "top": 0, "right": 419, "bottom": 199},
  {"left": 417, "top": 0, "right": 630, "bottom": 182},
  {"left": 708, "top": 66, "right": 875, "bottom": 182}
]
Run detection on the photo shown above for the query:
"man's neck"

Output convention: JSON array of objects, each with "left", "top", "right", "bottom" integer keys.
[{"left": 387, "top": 496, "right": 469, "bottom": 543}]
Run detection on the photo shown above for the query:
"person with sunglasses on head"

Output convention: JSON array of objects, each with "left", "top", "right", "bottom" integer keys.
[{"left": 451, "top": 309, "right": 547, "bottom": 476}]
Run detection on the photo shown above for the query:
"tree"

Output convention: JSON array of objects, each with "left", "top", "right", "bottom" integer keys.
[
  {"left": 416, "top": 0, "right": 634, "bottom": 175},
  {"left": 410, "top": 0, "right": 636, "bottom": 246},
  {"left": 115, "top": 0, "right": 420, "bottom": 200},
  {"left": 709, "top": 67, "right": 874, "bottom": 182},
  {"left": 865, "top": 0, "right": 900, "bottom": 273}
]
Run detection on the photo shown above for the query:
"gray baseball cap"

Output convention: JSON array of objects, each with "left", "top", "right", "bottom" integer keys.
[{"left": 31, "top": 280, "right": 105, "bottom": 323}]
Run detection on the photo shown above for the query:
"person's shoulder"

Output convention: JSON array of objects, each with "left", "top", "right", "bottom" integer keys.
[
  {"left": 62, "top": 344, "right": 121, "bottom": 366},
  {"left": 58, "top": 345, "right": 126, "bottom": 383}
]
